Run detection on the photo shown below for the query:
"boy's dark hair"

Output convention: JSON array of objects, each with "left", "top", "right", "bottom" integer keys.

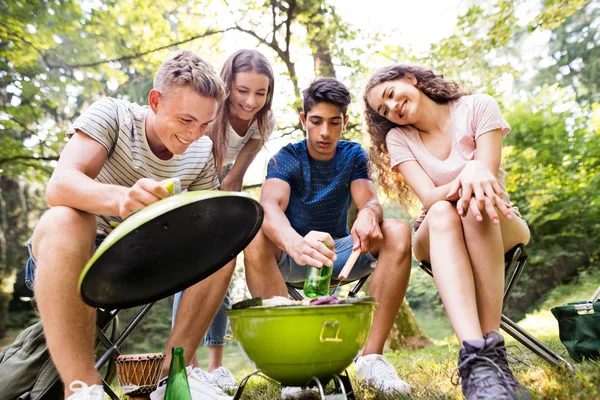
[{"left": 302, "top": 77, "right": 352, "bottom": 115}]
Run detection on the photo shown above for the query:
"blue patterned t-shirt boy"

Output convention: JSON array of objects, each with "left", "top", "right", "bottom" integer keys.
[{"left": 265, "top": 139, "right": 371, "bottom": 238}]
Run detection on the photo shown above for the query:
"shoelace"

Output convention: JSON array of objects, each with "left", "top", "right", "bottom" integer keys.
[
  {"left": 68, "top": 381, "right": 103, "bottom": 399},
  {"left": 452, "top": 350, "right": 512, "bottom": 398},
  {"left": 211, "top": 369, "right": 237, "bottom": 387},
  {"left": 495, "top": 343, "right": 531, "bottom": 391},
  {"left": 483, "top": 331, "right": 531, "bottom": 388}
]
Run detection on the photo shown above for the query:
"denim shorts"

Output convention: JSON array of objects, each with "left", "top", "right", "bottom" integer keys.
[
  {"left": 278, "top": 235, "right": 377, "bottom": 284},
  {"left": 25, "top": 236, "right": 105, "bottom": 291}
]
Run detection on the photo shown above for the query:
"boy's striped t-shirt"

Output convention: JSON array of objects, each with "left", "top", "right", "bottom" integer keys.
[{"left": 66, "top": 97, "right": 219, "bottom": 236}]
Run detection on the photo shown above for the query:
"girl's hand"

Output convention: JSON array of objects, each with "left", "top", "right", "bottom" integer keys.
[
  {"left": 466, "top": 194, "right": 513, "bottom": 224},
  {"left": 220, "top": 175, "right": 243, "bottom": 192},
  {"left": 447, "top": 160, "right": 503, "bottom": 216}
]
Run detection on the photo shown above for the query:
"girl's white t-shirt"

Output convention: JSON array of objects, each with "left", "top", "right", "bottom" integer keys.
[{"left": 224, "top": 112, "right": 275, "bottom": 165}]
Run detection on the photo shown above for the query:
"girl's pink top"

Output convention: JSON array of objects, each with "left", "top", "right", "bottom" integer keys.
[{"left": 386, "top": 94, "right": 517, "bottom": 230}]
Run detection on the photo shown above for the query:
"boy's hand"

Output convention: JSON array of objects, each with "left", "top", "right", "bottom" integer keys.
[
  {"left": 351, "top": 209, "right": 383, "bottom": 255},
  {"left": 289, "top": 231, "right": 336, "bottom": 269},
  {"left": 119, "top": 178, "right": 171, "bottom": 218}
]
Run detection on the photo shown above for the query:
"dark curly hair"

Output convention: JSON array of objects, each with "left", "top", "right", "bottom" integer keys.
[{"left": 363, "top": 64, "right": 469, "bottom": 208}]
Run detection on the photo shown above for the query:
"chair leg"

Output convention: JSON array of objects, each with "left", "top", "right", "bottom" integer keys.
[
  {"left": 102, "top": 381, "right": 120, "bottom": 400},
  {"left": 95, "top": 303, "right": 155, "bottom": 399},
  {"left": 419, "top": 244, "right": 575, "bottom": 371},
  {"left": 501, "top": 314, "right": 575, "bottom": 372}
]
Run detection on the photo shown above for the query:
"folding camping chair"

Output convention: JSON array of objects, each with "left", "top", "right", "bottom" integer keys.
[
  {"left": 419, "top": 243, "right": 574, "bottom": 371},
  {"left": 93, "top": 306, "right": 154, "bottom": 399}
]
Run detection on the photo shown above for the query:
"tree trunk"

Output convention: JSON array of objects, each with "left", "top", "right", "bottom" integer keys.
[
  {"left": 0, "top": 177, "right": 45, "bottom": 338},
  {"left": 386, "top": 300, "right": 431, "bottom": 350},
  {"left": 304, "top": 6, "right": 336, "bottom": 78}
]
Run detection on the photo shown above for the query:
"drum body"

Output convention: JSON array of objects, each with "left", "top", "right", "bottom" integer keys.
[{"left": 115, "top": 353, "right": 166, "bottom": 398}]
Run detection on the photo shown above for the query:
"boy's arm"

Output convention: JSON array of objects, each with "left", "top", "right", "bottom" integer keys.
[
  {"left": 260, "top": 178, "right": 335, "bottom": 268},
  {"left": 349, "top": 179, "right": 384, "bottom": 254},
  {"left": 47, "top": 130, "right": 170, "bottom": 218}
]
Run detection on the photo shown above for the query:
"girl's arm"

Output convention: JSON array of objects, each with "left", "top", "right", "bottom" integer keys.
[
  {"left": 474, "top": 128, "right": 503, "bottom": 174},
  {"left": 397, "top": 157, "right": 509, "bottom": 224},
  {"left": 220, "top": 138, "right": 262, "bottom": 192},
  {"left": 446, "top": 128, "right": 512, "bottom": 222},
  {"left": 396, "top": 161, "right": 460, "bottom": 211}
]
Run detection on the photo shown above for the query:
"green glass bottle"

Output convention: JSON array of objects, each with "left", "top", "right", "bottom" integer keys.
[
  {"left": 303, "top": 244, "right": 333, "bottom": 298},
  {"left": 304, "top": 264, "right": 333, "bottom": 298},
  {"left": 164, "top": 346, "right": 192, "bottom": 400}
]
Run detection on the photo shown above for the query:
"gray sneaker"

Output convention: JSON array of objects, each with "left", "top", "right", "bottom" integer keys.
[
  {"left": 485, "top": 332, "right": 534, "bottom": 400},
  {"left": 454, "top": 335, "right": 513, "bottom": 400}
]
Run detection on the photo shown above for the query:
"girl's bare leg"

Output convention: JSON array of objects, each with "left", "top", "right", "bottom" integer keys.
[
  {"left": 414, "top": 201, "right": 483, "bottom": 343},
  {"left": 462, "top": 207, "right": 529, "bottom": 333},
  {"left": 414, "top": 201, "right": 530, "bottom": 343}
]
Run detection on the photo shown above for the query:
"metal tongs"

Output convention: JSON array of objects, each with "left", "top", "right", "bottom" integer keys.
[{"left": 332, "top": 249, "right": 361, "bottom": 294}]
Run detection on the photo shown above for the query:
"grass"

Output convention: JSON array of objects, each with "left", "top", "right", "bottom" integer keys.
[{"left": 220, "top": 272, "right": 600, "bottom": 399}]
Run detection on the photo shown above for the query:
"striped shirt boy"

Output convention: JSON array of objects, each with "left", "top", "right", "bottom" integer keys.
[{"left": 66, "top": 97, "right": 219, "bottom": 236}]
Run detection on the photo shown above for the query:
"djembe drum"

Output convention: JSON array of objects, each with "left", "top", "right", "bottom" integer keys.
[{"left": 115, "top": 353, "right": 165, "bottom": 399}]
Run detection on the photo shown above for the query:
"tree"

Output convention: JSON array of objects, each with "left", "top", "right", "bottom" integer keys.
[
  {"left": 502, "top": 85, "right": 600, "bottom": 317},
  {"left": 533, "top": 1, "right": 599, "bottom": 108}
]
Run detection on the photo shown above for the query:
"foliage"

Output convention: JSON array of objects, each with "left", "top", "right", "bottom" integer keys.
[
  {"left": 0, "top": 0, "right": 598, "bottom": 365},
  {"left": 532, "top": 1, "right": 599, "bottom": 107},
  {"left": 502, "top": 85, "right": 600, "bottom": 316},
  {"left": 0, "top": 0, "right": 229, "bottom": 178},
  {"left": 117, "top": 297, "right": 174, "bottom": 354},
  {"left": 405, "top": 267, "right": 445, "bottom": 318}
]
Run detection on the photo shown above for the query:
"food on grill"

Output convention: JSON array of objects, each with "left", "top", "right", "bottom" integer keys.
[{"left": 232, "top": 297, "right": 263, "bottom": 309}]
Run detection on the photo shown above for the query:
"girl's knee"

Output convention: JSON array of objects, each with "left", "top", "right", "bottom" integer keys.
[{"left": 427, "top": 201, "right": 461, "bottom": 232}]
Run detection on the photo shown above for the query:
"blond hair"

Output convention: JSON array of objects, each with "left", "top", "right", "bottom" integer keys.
[{"left": 154, "top": 49, "right": 227, "bottom": 104}]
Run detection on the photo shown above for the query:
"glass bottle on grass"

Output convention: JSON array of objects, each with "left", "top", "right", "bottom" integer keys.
[
  {"left": 165, "top": 346, "right": 192, "bottom": 400},
  {"left": 303, "top": 243, "right": 333, "bottom": 298}
]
